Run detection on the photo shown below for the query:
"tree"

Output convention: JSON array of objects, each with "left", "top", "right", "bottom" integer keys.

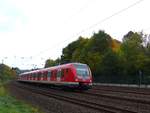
[
  {"left": 87, "top": 30, "right": 112, "bottom": 53},
  {"left": 71, "top": 37, "right": 89, "bottom": 63},
  {"left": 120, "top": 31, "right": 147, "bottom": 83},
  {"left": 0, "top": 64, "right": 16, "bottom": 82},
  {"left": 44, "top": 30, "right": 150, "bottom": 84},
  {"left": 61, "top": 37, "right": 84, "bottom": 64},
  {"left": 44, "top": 59, "right": 58, "bottom": 68},
  {"left": 99, "top": 50, "right": 122, "bottom": 83},
  {"left": 111, "top": 39, "right": 121, "bottom": 52}
]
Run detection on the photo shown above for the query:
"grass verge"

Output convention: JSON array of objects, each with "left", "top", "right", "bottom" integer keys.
[{"left": 0, "top": 82, "right": 40, "bottom": 113}]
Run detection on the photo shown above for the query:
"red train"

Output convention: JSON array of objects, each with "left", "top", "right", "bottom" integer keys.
[{"left": 18, "top": 63, "right": 93, "bottom": 90}]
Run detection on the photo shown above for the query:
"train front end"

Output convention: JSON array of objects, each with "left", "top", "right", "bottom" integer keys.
[{"left": 73, "top": 63, "right": 92, "bottom": 90}]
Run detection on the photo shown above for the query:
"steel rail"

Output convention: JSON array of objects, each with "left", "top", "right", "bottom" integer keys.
[{"left": 13, "top": 82, "right": 137, "bottom": 113}]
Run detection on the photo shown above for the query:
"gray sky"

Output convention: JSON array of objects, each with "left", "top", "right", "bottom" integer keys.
[{"left": 0, "top": 0, "right": 149, "bottom": 69}]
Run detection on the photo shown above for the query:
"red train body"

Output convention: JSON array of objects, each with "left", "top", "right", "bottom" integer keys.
[{"left": 18, "top": 63, "right": 93, "bottom": 89}]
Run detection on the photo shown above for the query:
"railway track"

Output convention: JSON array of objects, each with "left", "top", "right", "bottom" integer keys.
[
  {"left": 71, "top": 89, "right": 150, "bottom": 113},
  {"left": 78, "top": 90, "right": 150, "bottom": 105},
  {"left": 92, "top": 86, "right": 150, "bottom": 95},
  {"left": 13, "top": 82, "right": 137, "bottom": 113}
]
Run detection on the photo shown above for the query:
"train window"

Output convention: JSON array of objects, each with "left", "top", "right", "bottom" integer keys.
[
  {"left": 30, "top": 74, "right": 32, "bottom": 79},
  {"left": 35, "top": 73, "right": 37, "bottom": 79},
  {"left": 48, "top": 71, "right": 51, "bottom": 77},
  {"left": 33, "top": 73, "right": 35, "bottom": 79},
  {"left": 74, "top": 64, "right": 90, "bottom": 77},
  {"left": 34, "top": 73, "right": 36, "bottom": 79},
  {"left": 44, "top": 71, "right": 47, "bottom": 80},
  {"left": 37, "top": 72, "right": 41, "bottom": 80},
  {"left": 57, "top": 70, "right": 61, "bottom": 77},
  {"left": 41, "top": 72, "right": 44, "bottom": 78},
  {"left": 27, "top": 74, "right": 29, "bottom": 79},
  {"left": 61, "top": 69, "right": 64, "bottom": 77},
  {"left": 30, "top": 73, "right": 32, "bottom": 79}
]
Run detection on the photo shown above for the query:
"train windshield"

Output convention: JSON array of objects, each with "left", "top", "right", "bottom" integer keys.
[{"left": 73, "top": 64, "right": 90, "bottom": 77}]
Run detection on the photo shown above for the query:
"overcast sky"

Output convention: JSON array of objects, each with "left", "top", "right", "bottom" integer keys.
[{"left": 0, "top": 0, "right": 149, "bottom": 69}]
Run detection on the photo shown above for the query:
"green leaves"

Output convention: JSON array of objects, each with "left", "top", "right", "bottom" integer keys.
[
  {"left": 45, "top": 30, "right": 150, "bottom": 84},
  {"left": 0, "top": 64, "right": 16, "bottom": 83},
  {"left": 44, "top": 58, "right": 60, "bottom": 68}
]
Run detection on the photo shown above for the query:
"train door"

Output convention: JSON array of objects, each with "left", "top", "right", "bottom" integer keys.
[
  {"left": 61, "top": 69, "right": 65, "bottom": 81},
  {"left": 30, "top": 74, "right": 31, "bottom": 80},
  {"left": 35, "top": 73, "right": 38, "bottom": 81},
  {"left": 27, "top": 74, "right": 28, "bottom": 80},
  {"left": 64, "top": 68, "right": 70, "bottom": 81},
  {"left": 43, "top": 71, "right": 48, "bottom": 81},
  {"left": 51, "top": 70, "right": 56, "bottom": 81},
  {"left": 47, "top": 70, "right": 51, "bottom": 81},
  {"left": 34, "top": 73, "right": 36, "bottom": 80},
  {"left": 41, "top": 72, "right": 44, "bottom": 80},
  {"left": 33, "top": 73, "right": 35, "bottom": 80},
  {"left": 57, "top": 69, "right": 61, "bottom": 82},
  {"left": 50, "top": 71, "right": 53, "bottom": 81},
  {"left": 40, "top": 72, "right": 44, "bottom": 81},
  {"left": 54, "top": 70, "right": 57, "bottom": 81},
  {"left": 37, "top": 72, "right": 41, "bottom": 81},
  {"left": 31, "top": 73, "right": 33, "bottom": 80}
]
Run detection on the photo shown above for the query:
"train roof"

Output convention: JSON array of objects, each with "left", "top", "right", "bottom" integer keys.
[{"left": 19, "top": 62, "right": 87, "bottom": 76}]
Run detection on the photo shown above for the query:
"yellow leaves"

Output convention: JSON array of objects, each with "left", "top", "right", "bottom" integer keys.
[{"left": 111, "top": 39, "right": 121, "bottom": 52}]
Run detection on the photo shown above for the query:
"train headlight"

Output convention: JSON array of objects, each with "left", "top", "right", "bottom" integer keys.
[{"left": 75, "top": 78, "right": 78, "bottom": 81}]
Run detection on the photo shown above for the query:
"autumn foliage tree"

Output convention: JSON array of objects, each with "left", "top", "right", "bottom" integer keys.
[
  {"left": 0, "top": 64, "right": 16, "bottom": 82},
  {"left": 45, "top": 30, "right": 150, "bottom": 84}
]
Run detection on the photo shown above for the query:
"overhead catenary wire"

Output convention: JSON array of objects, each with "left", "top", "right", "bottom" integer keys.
[
  {"left": 64, "top": 0, "right": 93, "bottom": 23},
  {"left": 31, "top": 0, "right": 144, "bottom": 59},
  {"left": 3, "top": 0, "right": 144, "bottom": 69}
]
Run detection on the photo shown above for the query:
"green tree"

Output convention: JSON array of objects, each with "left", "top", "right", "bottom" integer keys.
[
  {"left": 120, "top": 31, "right": 147, "bottom": 83},
  {"left": 71, "top": 37, "right": 89, "bottom": 63},
  {"left": 0, "top": 64, "right": 16, "bottom": 82},
  {"left": 44, "top": 59, "right": 58, "bottom": 68},
  {"left": 61, "top": 37, "right": 83, "bottom": 64},
  {"left": 44, "top": 30, "right": 150, "bottom": 84},
  {"left": 87, "top": 30, "right": 112, "bottom": 53}
]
